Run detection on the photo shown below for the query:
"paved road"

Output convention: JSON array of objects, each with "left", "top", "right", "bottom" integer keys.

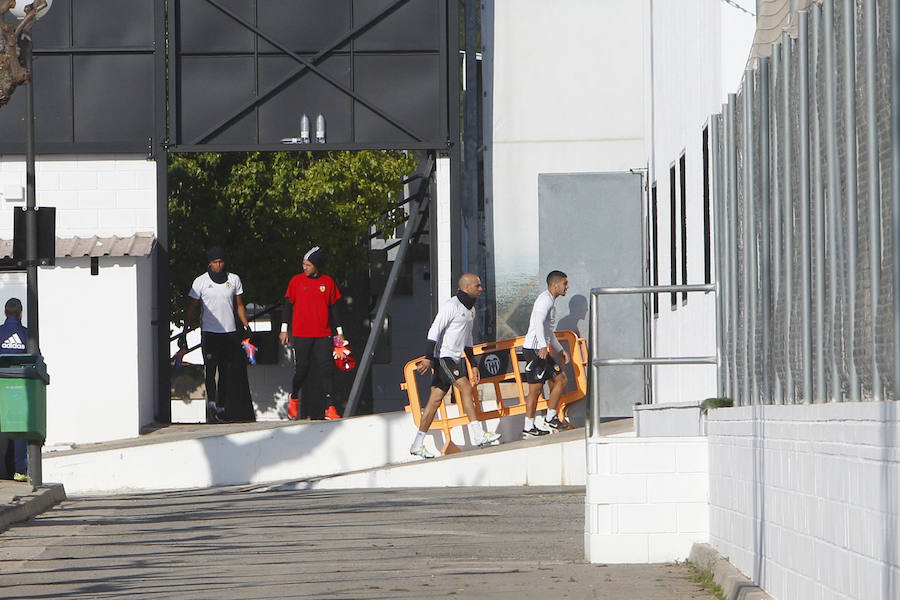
[{"left": 0, "top": 486, "right": 715, "bottom": 599}]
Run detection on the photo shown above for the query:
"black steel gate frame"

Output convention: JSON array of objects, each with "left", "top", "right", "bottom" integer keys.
[{"left": 154, "top": 0, "right": 462, "bottom": 421}]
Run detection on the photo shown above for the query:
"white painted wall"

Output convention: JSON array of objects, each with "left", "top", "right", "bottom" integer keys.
[
  {"left": 708, "top": 403, "right": 900, "bottom": 600},
  {"left": 647, "top": 0, "right": 756, "bottom": 404},
  {"left": 584, "top": 433, "right": 709, "bottom": 563},
  {"left": 40, "top": 257, "right": 155, "bottom": 446},
  {"left": 0, "top": 153, "right": 158, "bottom": 446},
  {"left": 485, "top": 1, "right": 755, "bottom": 406},
  {"left": 43, "top": 411, "right": 585, "bottom": 495},
  {"left": 0, "top": 155, "right": 157, "bottom": 238},
  {"left": 485, "top": 0, "right": 648, "bottom": 319}
]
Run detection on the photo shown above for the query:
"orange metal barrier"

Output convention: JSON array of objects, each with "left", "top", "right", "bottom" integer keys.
[{"left": 401, "top": 331, "right": 588, "bottom": 454}]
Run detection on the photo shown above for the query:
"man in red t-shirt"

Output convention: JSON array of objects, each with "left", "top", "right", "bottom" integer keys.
[{"left": 279, "top": 246, "right": 344, "bottom": 420}]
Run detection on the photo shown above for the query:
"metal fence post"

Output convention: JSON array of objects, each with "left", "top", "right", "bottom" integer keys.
[
  {"left": 842, "top": 0, "right": 861, "bottom": 402},
  {"left": 824, "top": 0, "right": 843, "bottom": 401},
  {"left": 771, "top": 41, "right": 784, "bottom": 405},
  {"left": 811, "top": 3, "right": 827, "bottom": 403},
  {"left": 893, "top": 0, "right": 900, "bottom": 400},
  {"left": 799, "top": 11, "right": 813, "bottom": 403},
  {"left": 742, "top": 71, "right": 757, "bottom": 405},
  {"left": 726, "top": 96, "right": 740, "bottom": 405},
  {"left": 781, "top": 32, "right": 795, "bottom": 404},
  {"left": 864, "top": 0, "right": 882, "bottom": 401},
  {"left": 712, "top": 115, "right": 728, "bottom": 399},
  {"left": 758, "top": 58, "right": 772, "bottom": 405}
]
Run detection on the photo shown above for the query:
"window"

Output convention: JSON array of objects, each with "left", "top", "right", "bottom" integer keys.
[
  {"left": 679, "top": 152, "right": 687, "bottom": 304},
  {"left": 670, "top": 163, "right": 677, "bottom": 309},
  {"left": 651, "top": 182, "right": 659, "bottom": 317}
]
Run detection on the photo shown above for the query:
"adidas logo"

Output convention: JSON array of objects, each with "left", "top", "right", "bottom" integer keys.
[{"left": 1, "top": 333, "right": 25, "bottom": 350}]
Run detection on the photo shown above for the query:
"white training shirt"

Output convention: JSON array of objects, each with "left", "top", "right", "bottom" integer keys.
[
  {"left": 524, "top": 289, "right": 563, "bottom": 352},
  {"left": 189, "top": 272, "right": 244, "bottom": 333},
  {"left": 427, "top": 296, "right": 475, "bottom": 359}
]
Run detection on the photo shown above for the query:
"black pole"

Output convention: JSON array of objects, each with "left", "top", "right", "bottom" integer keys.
[
  {"left": 155, "top": 0, "right": 171, "bottom": 424},
  {"left": 22, "top": 31, "right": 42, "bottom": 488}
]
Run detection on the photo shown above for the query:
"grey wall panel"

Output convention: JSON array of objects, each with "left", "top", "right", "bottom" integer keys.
[
  {"left": 0, "top": 0, "right": 157, "bottom": 154},
  {"left": 177, "top": 56, "right": 259, "bottom": 144},
  {"left": 539, "top": 172, "right": 645, "bottom": 418},
  {"left": 74, "top": 0, "right": 155, "bottom": 47},
  {"left": 73, "top": 55, "right": 155, "bottom": 143},
  {"left": 258, "top": 1, "right": 352, "bottom": 54},
  {"left": 353, "top": 54, "right": 441, "bottom": 142},
  {"left": 176, "top": 0, "right": 256, "bottom": 54},
  {"left": 0, "top": 56, "right": 73, "bottom": 144},
  {"left": 28, "top": 1, "right": 70, "bottom": 48},
  {"left": 353, "top": 0, "right": 441, "bottom": 52},
  {"left": 257, "top": 55, "right": 352, "bottom": 143}
]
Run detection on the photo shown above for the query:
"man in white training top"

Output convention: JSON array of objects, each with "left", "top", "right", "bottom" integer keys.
[
  {"left": 409, "top": 273, "right": 502, "bottom": 459},
  {"left": 521, "top": 270, "right": 573, "bottom": 437}
]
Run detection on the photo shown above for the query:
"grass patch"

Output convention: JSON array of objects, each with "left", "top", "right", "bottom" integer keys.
[{"left": 685, "top": 561, "right": 727, "bottom": 600}]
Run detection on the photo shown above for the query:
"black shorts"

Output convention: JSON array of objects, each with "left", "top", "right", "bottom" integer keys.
[
  {"left": 430, "top": 357, "right": 468, "bottom": 392},
  {"left": 522, "top": 348, "right": 562, "bottom": 384}
]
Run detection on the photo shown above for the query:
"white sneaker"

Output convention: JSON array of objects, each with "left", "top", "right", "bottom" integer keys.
[
  {"left": 477, "top": 431, "right": 502, "bottom": 447},
  {"left": 410, "top": 445, "right": 435, "bottom": 459}
]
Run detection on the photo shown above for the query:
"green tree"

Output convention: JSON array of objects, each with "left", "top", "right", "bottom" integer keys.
[{"left": 168, "top": 150, "right": 418, "bottom": 324}]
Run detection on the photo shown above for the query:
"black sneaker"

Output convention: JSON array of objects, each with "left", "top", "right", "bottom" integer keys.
[
  {"left": 523, "top": 426, "right": 550, "bottom": 438},
  {"left": 207, "top": 401, "right": 226, "bottom": 423},
  {"left": 545, "top": 416, "right": 572, "bottom": 431}
]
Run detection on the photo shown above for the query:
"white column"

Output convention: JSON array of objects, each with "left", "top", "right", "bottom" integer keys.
[{"left": 435, "top": 155, "right": 452, "bottom": 300}]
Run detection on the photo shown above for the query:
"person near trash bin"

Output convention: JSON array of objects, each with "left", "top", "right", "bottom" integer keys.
[
  {"left": 0, "top": 298, "right": 29, "bottom": 482},
  {"left": 408, "top": 273, "right": 502, "bottom": 459},
  {"left": 521, "top": 270, "right": 572, "bottom": 438},
  {"left": 278, "top": 246, "right": 344, "bottom": 421},
  {"left": 181, "top": 246, "right": 255, "bottom": 422}
]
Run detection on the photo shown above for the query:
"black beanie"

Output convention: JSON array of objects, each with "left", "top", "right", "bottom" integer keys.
[
  {"left": 304, "top": 246, "right": 324, "bottom": 270},
  {"left": 207, "top": 246, "right": 225, "bottom": 262}
]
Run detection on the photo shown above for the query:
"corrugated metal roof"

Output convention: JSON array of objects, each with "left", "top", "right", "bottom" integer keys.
[{"left": 0, "top": 232, "right": 156, "bottom": 259}]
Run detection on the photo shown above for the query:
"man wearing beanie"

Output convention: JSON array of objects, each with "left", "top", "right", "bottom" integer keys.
[
  {"left": 182, "top": 246, "right": 254, "bottom": 422},
  {"left": 279, "top": 246, "right": 344, "bottom": 420}
]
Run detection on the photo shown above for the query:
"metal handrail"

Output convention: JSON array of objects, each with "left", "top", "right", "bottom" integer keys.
[{"left": 588, "top": 283, "right": 718, "bottom": 436}]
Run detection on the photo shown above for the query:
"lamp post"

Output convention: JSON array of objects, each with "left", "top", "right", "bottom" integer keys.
[{"left": 11, "top": 0, "right": 51, "bottom": 487}]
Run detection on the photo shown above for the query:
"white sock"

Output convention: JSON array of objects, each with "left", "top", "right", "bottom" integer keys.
[
  {"left": 546, "top": 409, "right": 558, "bottom": 421},
  {"left": 411, "top": 431, "right": 426, "bottom": 451},
  {"left": 524, "top": 416, "right": 535, "bottom": 430},
  {"left": 469, "top": 420, "right": 485, "bottom": 442}
]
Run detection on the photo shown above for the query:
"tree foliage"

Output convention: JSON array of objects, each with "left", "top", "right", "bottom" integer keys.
[{"left": 168, "top": 150, "right": 418, "bottom": 324}]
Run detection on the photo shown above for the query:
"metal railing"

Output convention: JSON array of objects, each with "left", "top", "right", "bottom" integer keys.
[{"left": 588, "top": 284, "right": 716, "bottom": 436}]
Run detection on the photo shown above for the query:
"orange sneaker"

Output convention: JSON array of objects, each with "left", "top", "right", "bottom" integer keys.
[
  {"left": 324, "top": 405, "right": 341, "bottom": 420},
  {"left": 287, "top": 396, "right": 299, "bottom": 420}
]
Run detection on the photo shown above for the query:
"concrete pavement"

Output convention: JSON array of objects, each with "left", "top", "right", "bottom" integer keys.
[{"left": 0, "top": 485, "right": 718, "bottom": 599}]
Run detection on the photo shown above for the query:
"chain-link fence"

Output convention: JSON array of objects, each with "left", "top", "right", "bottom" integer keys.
[{"left": 713, "top": 0, "right": 898, "bottom": 405}]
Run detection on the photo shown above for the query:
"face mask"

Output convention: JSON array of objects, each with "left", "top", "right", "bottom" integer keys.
[{"left": 208, "top": 266, "right": 229, "bottom": 284}]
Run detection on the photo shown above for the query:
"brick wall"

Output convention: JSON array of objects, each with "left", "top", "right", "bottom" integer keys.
[
  {"left": 0, "top": 155, "right": 157, "bottom": 239},
  {"left": 584, "top": 435, "right": 709, "bottom": 563},
  {"left": 708, "top": 403, "right": 900, "bottom": 600}
]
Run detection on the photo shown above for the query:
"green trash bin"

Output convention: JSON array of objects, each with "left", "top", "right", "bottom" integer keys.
[{"left": 0, "top": 354, "right": 49, "bottom": 441}]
